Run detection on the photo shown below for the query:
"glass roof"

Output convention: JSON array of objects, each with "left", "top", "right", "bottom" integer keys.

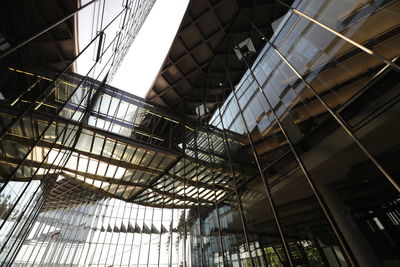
[{"left": 1, "top": 71, "right": 253, "bottom": 209}]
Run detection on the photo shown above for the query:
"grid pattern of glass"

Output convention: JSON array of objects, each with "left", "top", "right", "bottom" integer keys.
[{"left": 0, "top": 0, "right": 399, "bottom": 266}]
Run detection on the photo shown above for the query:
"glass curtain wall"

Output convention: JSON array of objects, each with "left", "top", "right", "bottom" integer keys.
[
  {"left": 0, "top": 0, "right": 399, "bottom": 266},
  {"left": 13, "top": 192, "right": 186, "bottom": 266},
  {"left": 0, "top": 0, "right": 155, "bottom": 264},
  {"left": 202, "top": 0, "right": 400, "bottom": 266}
]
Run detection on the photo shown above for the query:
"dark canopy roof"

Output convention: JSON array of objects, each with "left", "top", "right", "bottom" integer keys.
[
  {"left": 146, "top": 0, "right": 292, "bottom": 119},
  {"left": 0, "top": 0, "right": 78, "bottom": 72}
]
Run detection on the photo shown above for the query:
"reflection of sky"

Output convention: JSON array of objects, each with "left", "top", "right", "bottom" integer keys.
[
  {"left": 209, "top": 13, "right": 290, "bottom": 134},
  {"left": 77, "top": 0, "right": 189, "bottom": 98},
  {"left": 76, "top": 0, "right": 125, "bottom": 77}
]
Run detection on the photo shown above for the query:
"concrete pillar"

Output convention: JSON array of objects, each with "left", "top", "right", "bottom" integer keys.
[{"left": 318, "top": 183, "right": 382, "bottom": 267}]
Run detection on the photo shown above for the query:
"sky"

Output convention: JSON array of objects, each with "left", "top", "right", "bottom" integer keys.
[{"left": 108, "top": 0, "right": 189, "bottom": 97}]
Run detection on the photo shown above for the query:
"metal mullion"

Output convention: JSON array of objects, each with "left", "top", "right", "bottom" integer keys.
[
  {"left": 199, "top": 168, "right": 219, "bottom": 186},
  {"left": 149, "top": 114, "right": 161, "bottom": 144},
  {"left": 134, "top": 149, "right": 150, "bottom": 184},
  {"left": 35, "top": 202, "right": 78, "bottom": 265},
  {"left": 99, "top": 199, "right": 123, "bottom": 266},
  {"left": 176, "top": 162, "right": 217, "bottom": 192},
  {"left": 130, "top": 173, "right": 146, "bottom": 193},
  {"left": 0, "top": 5, "right": 126, "bottom": 141},
  {"left": 173, "top": 160, "right": 194, "bottom": 178},
  {"left": 83, "top": 198, "right": 110, "bottom": 266},
  {"left": 124, "top": 96, "right": 141, "bottom": 149},
  {"left": 210, "top": 172, "right": 226, "bottom": 186},
  {"left": 98, "top": 0, "right": 107, "bottom": 32},
  {"left": 93, "top": 88, "right": 105, "bottom": 129},
  {"left": 193, "top": 126, "right": 207, "bottom": 266},
  {"left": 156, "top": 120, "right": 169, "bottom": 145},
  {"left": 132, "top": 106, "right": 144, "bottom": 131},
  {"left": 66, "top": 199, "right": 95, "bottom": 265},
  {"left": 87, "top": 199, "right": 112, "bottom": 266},
  {"left": 175, "top": 161, "right": 196, "bottom": 197},
  {"left": 12, "top": 198, "right": 48, "bottom": 263},
  {"left": 78, "top": 201, "right": 101, "bottom": 264},
  {"left": 137, "top": 188, "right": 154, "bottom": 203},
  {"left": 125, "top": 146, "right": 139, "bottom": 183},
  {"left": 0, "top": 125, "right": 78, "bottom": 254},
  {"left": 202, "top": 124, "right": 227, "bottom": 266},
  {"left": 127, "top": 201, "right": 140, "bottom": 265},
  {"left": 28, "top": 204, "right": 71, "bottom": 265},
  {"left": 1, "top": 185, "right": 49, "bottom": 265},
  {"left": 144, "top": 199, "right": 156, "bottom": 266},
  {"left": 74, "top": 199, "right": 104, "bottom": 265},
  {"left": 36, "top": 205, "right": 74, "bottom": 265},
  {"left": 0, "top": 138, "right": 8, "bottom": 160},
  {"left": 157, "top": 178, "right": 168, "bottom": 266},
  {"left": 117, "top": 199, "right": 133, "bottom": 267},
  {"left": 81, "top": 146, "right": 98, "bottom": 185},
  {"left": 265, "top": 4, "right": 400, "bottom": 186},
  {"left": 59, "top": 191, "right": 98, "bottom": 265},
  {"left": 240, "top": 18, "right": 379, "bottom": 265},
  {"left": 0, "top": 0, "right": 98, "bottom": 60},
  {"left": 94, "top": 0, "right": 102, "bottom": 36},
  {"left": 144, "top": 110, "right": 157, "bottom": 130},
  {"left": 284, "top": 38, "right": 399, "bottom": 190},
  {"left": 43, "top": 5, "right": 131, "bottom": 160},
  {"left": 109, "top": 94, "right": 124, "bottom": 134},
  {"left": 88, "top": 198, "right": 115, "bottom": 266},
  {"left": 166, "top": 140, "right": 177, "bottom": 264},
  {"left": 192, "top": 167, "right": 209, "bottom": 184},
  {"left": 96, "top": 93, "right": 130, "bottom": 196},
  {"left": 137, "top": 151, "right": 156, "bottom": 184},
  {"left": 83, "top": 132, "right": 98, "bottom": 178},
  {"left": 113, "top": 143, "right": 130, "bottom": 197},
  {"left": 91, "top": 135, "right": 108, "bottom": 185},
  {"left": 8, "top": 201, "right": 43, "bottom": 264},
  {"left": 140, "top": 151, "right": 172, "bottom": 206},
  {"left": 138, "top": 112, "right": 154, "bottom": 143},
  {"left": 222, "top": 63, "right": 294, "bottom": 266},
  {"left": 47, "top": 190, "right": 92, "bottom": 265},
  {"left": 180, "top": 121, "right": 190, "bottom": 267},
  {"left": 228, "top": 218, "right": 243, "bottom": 267},
  {"left": 98, "top": 139, "right": 118, "bottom": 194},
  {"left": 205, "top": 71, "right": 260, "bottom": 267},
  {"left": 208, "top": 172, "right": 230, "bottom": 186},
  {"left": 103, "top": 200, "right": 122, "bottom": 266},
  {"left": 275, "top": 0, "right": 400, "bottom": 72},
  {"left": 10, "top": 77, "right": 43, "bottom": 108},
  {"left": 125, "top": 0, "right": 135, "bottom": 26},
  {"left": 0, "top": 24, "right": 115, "bottom": 198},
  {"left": 59, "top": 121, "right": 69, "bottom": 146},
  {"left": 132, "top": 110, "right": 148, "bottom": 142},
  {"left": 76, "top": 145, "right": 82, "bottom": 176},
  {"left": 3, "top": 194, "right": 46, "bottom": 266},
  {"left": 137, "top": 180, "right": 171, "bottom": 204},
  {"left": 107, "top": 201, "right": 127, "bottom": 267},
  {"left": 119, "top": 104, "right": 133, "bottom": 132},
  {"left": 99, "top": 86, "right": 115, "bottom": 127},
  {"left": 168, "top": 120, "right": 176, "bottom": 267},
  {"left": 136, "top": 199, "right": 149, "bottom": 266},
  {"left": 179, "top": 162, "right": 197, "bottom": 179},
  {"left": 0, "top": 119, "right": 72, "bottom": 222}
]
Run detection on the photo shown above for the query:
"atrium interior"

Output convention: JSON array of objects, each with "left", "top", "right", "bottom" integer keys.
[{"left": 0, "top": 0, "right": 399, "bottom": 266}]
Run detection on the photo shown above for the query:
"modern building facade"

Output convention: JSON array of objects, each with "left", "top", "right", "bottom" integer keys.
[{"left": 0, "top": 0, "right": 399, "bottom": 266}]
